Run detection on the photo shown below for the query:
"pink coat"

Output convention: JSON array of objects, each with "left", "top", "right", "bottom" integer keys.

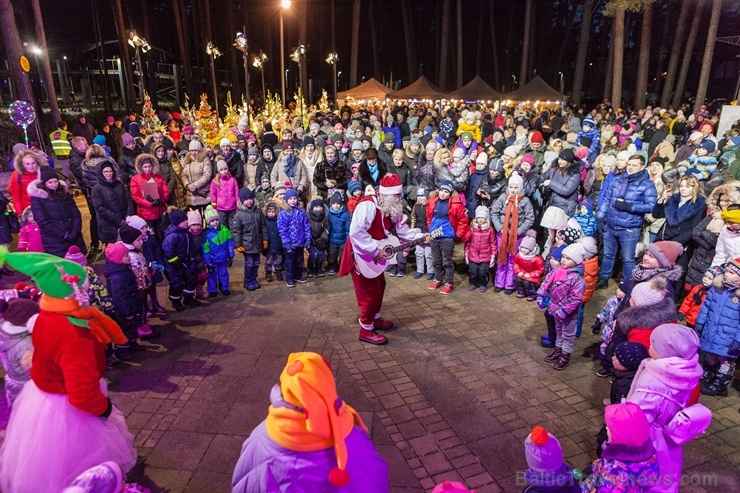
[
  {"left": 627, "top": 356, "right": 703, "bottom": 493},
  {"left": 513, "top": 253, "right": 545, "bottom": 285},
  {"left": 18, "top": 223, "right": 43, "bottom": 252},
  {"left": 464, "top": 223, "right": 497, "bottom": 263},
  {"left": 210, "top": 174, "right": 239, "bottom": 212}
]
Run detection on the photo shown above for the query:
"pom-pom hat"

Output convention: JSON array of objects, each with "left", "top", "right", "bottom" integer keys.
[
  {"left": 525, "top": 426, "right": 565, "bottom": 472},
  {"left": 64, "top": 245, "right": 88, "bottom": 266},
  {"left": 204, "top": 205, "right": 220, "bottom": 223}
]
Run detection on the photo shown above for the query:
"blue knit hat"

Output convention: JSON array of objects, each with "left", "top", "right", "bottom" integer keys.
[
  {"left": 170, "top": 209, "right": 187, "bottom": 227},
  {"left": 348, "top": 180, "right": 362, "bottom": 194},
  {"left": 239, "top": 188, "right": 255, "bottom": 202},
  {"left": 285, "top": 189, "right": 299, "bottom": 200},
  {"left": 550, "top": 245, "right": 566, "bottom": 262},
  {"left": 93, "top": 135, "right": 107, "bottom": 146},
  {"left": 579, "top": 198, "right": 594, "bottom": 215},
  {"left": 583, "top": 116, "right": 595, "bottom": 128}
]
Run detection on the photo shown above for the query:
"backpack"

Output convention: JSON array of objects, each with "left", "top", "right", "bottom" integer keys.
[{"left": 663, "top": 403, "right": 712, "bottom": 445}]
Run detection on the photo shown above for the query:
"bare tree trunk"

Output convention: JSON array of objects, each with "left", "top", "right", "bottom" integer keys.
[
  {"left": 652, "top": 4, "right": 673, "bottom": 100},
  {"left": 456, "top": 0, "right": 463, "bottom": 88},
  {"left": 693, "top": 0, "right": 722, "bottom": 114},
  {"left": 672, "top": 0, "right": 703, "bottom": 108},
  {"left": 112, "top": 0, "right": 136, "bottom": 110},
  {"left": 519, "top": 0, "right": 532, "bottom": 85},
  {"left": 0, "top": 0, "right": 34, "bottom": 107},
  {"left": 400, "top": 0, "right": 417, "bottom": 82},
  {"left": 572, "top": 0, "right": 594, "bottom": 107},
  {"left": 611, "top": 6, "right": 625, "bottom": 110},
  {"left": 439, "top": 0, "right": 450, "bottom": 89},
  {"left": 30, "top": 0, "right": 61, "bottom": 124},
  {"left": 660, "top": 0, "right": 689, "bottom": 108},
  {"left": 489, "top": 1, "right": 499, "bottom": 89},
  {"left": 173, "top": 0, "right": 194, "bottom": 98},
  {"left": 368, "top": 0, "right": 381, "bottom": 81},
  {"left": 604, "top": 20, "right": 614, "bottom": 100},
  {"left": 349, "top": 0, "right": 361, "bottom": 87},
  {"left": 633, "top": 1, "right": 652, "bottom": 109}
]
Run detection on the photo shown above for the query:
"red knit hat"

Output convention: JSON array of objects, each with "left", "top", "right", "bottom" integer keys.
[
  {"left": 379, "top": 174, "right": 403, "bottom": 195},
  {"left": 530, "top": 131, "right": 544, "bottom": 144},
  {"left": 645, "top": 241, "right": 683, "bottom": 268}
]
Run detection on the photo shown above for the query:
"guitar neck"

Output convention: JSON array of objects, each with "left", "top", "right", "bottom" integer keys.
[{"left": 388, "top": 236, "right": 425, "bottom": 254}]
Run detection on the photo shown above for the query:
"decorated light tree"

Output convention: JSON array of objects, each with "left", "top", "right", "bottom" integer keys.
[
  {"left": 293, "top": 87, "right": 309, "bottom": 129},
  {"left": 251, "top": 91, "right": 283, "bottom": 135},
  {"left": 318, "top": 89, "right": 330, "bottom": 114},
  {"left": 194, "top": 93, "right": 219, "bottom": 147},
  {"left": 140, "top": 92, "right": 164, "bottom": 135}
]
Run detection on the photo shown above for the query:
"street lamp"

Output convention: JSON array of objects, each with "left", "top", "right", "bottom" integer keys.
[
  {"left": 233, "top": 30, "right": 250, "bottom": 125},
  {"left": 291, "top": 43, "right": 306, "bottom": 126},
  {"left": 253, "top": 51, "right": 268, "bottom": 102},
  {"left": 128, "top": 30, "right": 150, "bottom": 104},
  {"left": 206, "top": 41, "right": 223, "bottom": 120},
  {"left": 558, "top": 71, "right": 564, "bottom": 96},
  {"left": 280, "top": 0, "right": 291, "bottom": 106},
  {"left": 325, "top": 52, "right": 339, "bottom": 106}
]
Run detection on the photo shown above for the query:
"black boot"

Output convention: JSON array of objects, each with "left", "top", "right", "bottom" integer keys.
[
  {"left": 183, "top": 294, "right": 201, "bottom": 307},
  {"left": 275, "top": 270, "right": 284, "bottom": 282},
  {"left": 171, "top": 297, "right": 186, "bottom": 312},
  {"left": 265, "top": 269, "right": 274, "bottom": 282},
  {"left": 596, "top": 278, "right": 610, "bottom": 290}
]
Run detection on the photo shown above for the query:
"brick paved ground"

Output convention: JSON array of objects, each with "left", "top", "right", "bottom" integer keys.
[{"left": 1, "top": 196, "right": 738, "bottom": 491}]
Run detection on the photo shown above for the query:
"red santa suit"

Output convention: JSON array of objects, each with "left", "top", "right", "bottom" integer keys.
[{"left": 338, "top": 175, "right": 421, "bottom": 343}]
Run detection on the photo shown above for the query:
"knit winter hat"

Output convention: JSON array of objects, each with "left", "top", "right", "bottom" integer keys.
[
  {"left": 40, "top": 166, "right": 58, "bottom": 184},
  {"left": 273, "top": 184, "right": 287, "bottom": 196},
  {"left": 583, "top": 115, "right": 595, "bottom": 128},
  {"left": 559, "top": 227, "right": 582, "bottom": 245},
  {"left": 550, "top": 245, "right": 566, "bottom": 262},
  {"left": 118, "top": 225, "right": 142, "bottom": 247},
  {"left": 452, "top": 147, "right": 465, "bottom": 159},
  {"left": 630, "top": 276, "right": 667, "bottom": 307},
  {"left": 329, "top": 191, "right": 344, "bottom": 206},
  {"left": 266, "top": 352, "right": 367, "bottom": 487},
  {"left": 189, "top": 139, "right": 203, "bottom": 151},
  {"left": 520, "top": 230, "right": 538, "bottom": 252},
  {"left": 203, "top": 205, "right": 220, "bottom": 224},
  {"left": 645, "top": 241, "right": 683, "bottom": 268},
  {"left": 525, "top": 426, "right": 565, "bottom": 472},
  {"left": 170, "top": 209, "right": 188, "bottom": 227},
  {"left": 351, "top": 140, "right": 364, "bottom": 151},
  {"left": 439, "top": 180, "right": 454, "bottom": 193},
  {"left": 475, "top": 206, "right": 489, "bottom": 220},
  {"left": 530, "top": 131, "right": 544, "bottom": 144},
  {"left": 216, "top": 160, "right": 229, "bottom": 172},
  {"left": 347, "top": 180, "right": 362, "bottom": 195},
  {"left": 460, "top": 131, "right": 473, "bottom": 141},
  {"left": 578, "top": 236, "right": 598, "bottom": 260},
  {"left": 688, "top": 131, "right": 703, "bottom": 143},
  {"left": 187, "top": 209, "right": 202, "bottom": 226},
  {"left": 519, "top": 154, "right": 535, "bottom": 167},
  {"left": 579, "top": 137, "right": 592, "bottom": 149},
  {"left": 410, "top": 135, "right": 421, "bottom": 147},
  {"left": 562, "top": 242, "right": 586, "bottom": 265},
  {"left": 475, "top": 152, "right": 488, "bottom": 167},
  {"left": 725, "top": 258, "right": 740, "bottom": 277},
  {"left": 699, "top": 140, "right": 716, "bottom": 153},
  {"left": 105, "top": 243, "right": 129, "bottom": 265},
  {"left": 650, "top": 323, "right": 700, "bottom": 359},
  {"left": 558, "top": 148, "right": 575, "bottom": 163},
  {"left": 503, "top": 145, "right": 521, "bottom": 158},
  {"left": 614, "top": 341, "right": 650, "bottom": 371},
  {"left": 219, "top": 137, "right": 232, "bottom": 148},
  {"left": 605, "top": 402, "right": 650, "bottom": 447},
  {"left": 125, "top": 215, "right": 147, "bottom": 230},
  {"left": 0, "top": 251, "right": 87, "bottom": 300},
  {"left": 239, "top": 188, "right": 255, "bottom": 202},
  {"left": 0, "top": 298, "right": 39, "bottom": 327},
  {"left": 507, "top": 172, "right": 524, "bottom": 191},
  {"left": 247, "top": 146, "right": 260, "bottom": 156},
  {"left": 416, "top": 187, "right": 429, "bottom": 198},
  {"left": 93, "top": 135, "right": 107, "bottom": 147},
  {"left": 282, "top": 140, "right": 296, "bottom": 151},
  {"left": 122, "top": 133, "right": 135, "bottom": 146},
  {"left": 285, "top": 189, "right": 299, "bottom": 201},
  {"left": 579, "top": 198, "right": 595, "bottom": 215},
  {"left": 303, "top": 135, "right": 315, "bottom": 147},
  {"left": 64, "top": 245, "right": 88, "bottom": 266}
]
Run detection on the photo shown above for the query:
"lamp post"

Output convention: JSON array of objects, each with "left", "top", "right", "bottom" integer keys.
[
  {"left": 206, "top": 41, "right": 223, "bottom": 120},
  {"left": 234, "top": 30, "right": 250, "bottom": 125},
  {"left": 253, "top": 51, "right": 268, "bottom": 102},
  {"left": 558, "top": 71, "right": 564, "bottom": 96},
  {"left": 280, "top": 0, "right": 291, "bottom": 105},
  {"left": 291, "top": 43, "right": 306, "bottom": 127},
  {"left": 128, "top": 30, "right": 150, "bottom": 104},
  {"left": 325, "top": 51, "right": 338, "bottom": 106}
]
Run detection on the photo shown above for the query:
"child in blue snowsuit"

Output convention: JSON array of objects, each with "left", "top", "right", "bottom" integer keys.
[
  {"left": 327, "top": 191, "right": 350, "bottom": 276},
  {"left": 203, "top": 205, "right": 235, "bottom": 296},
  {"left": 573, "top": 199, "right": 597, "bottom": 237},
  {"left": 277, "top": 189, "right": 312, "bottom": 287},
  {"left": 162, "top": 209, "right": 200, "bottom": 310},
  {"left": 575, "top": 115, "right": 600, "bottom": 164}
]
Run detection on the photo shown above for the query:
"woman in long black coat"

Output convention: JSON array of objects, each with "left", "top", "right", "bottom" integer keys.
[
  {"left": 29, "top": 167, "right": 86, "bottom": 257},
  {"left": 92, "top": 161, "right": 134, "bottom": 245}
]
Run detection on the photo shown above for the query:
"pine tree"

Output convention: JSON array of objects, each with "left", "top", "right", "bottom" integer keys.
[{"left": 140, "top": 92, "right": 164, "bottom": 135}]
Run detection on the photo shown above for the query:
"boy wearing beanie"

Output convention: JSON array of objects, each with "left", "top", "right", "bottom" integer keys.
[
  {"left": 231, "top": 189, "right": 266, "bottom": 291},
  {"left": 278, "top": 189, "right": 312, "bottom": 287},
  {"left": 306, "top": 198, "right": 329, "bottom": 278},
  {"left": 203, "top": 205, "right": 235, "bottom": 295},
  {"left": 346, "top": 180, "right": 363, "bottom": 214},
  {"left": 262, "top": 200, "right": 285, "bottom": 282},
  {"left": 522, "top": 426, "right": 580, "bottom": 492},
  {"left": 327, "top": 192, "right": 350, "bottom": 276},
  {"left": 255, "top": 173, "right": 273, "bottom": 208},
  {"left": 411, "top": 187, "right": 434, "bottom": 280},
  {"left": 572, "top": 199, "right": 596, "bottom": 237},
  {"left": 513, "top": 230, "right": 544, "bottom": 300},
  {"left": 464, "top": 206, "right": 498, "bottom": 292},
  {"left": 583, "top": 403, "right": 659, "bottom": 492},
  {"left": 0, "top": 298, "right": 38, "bottom": 406},
  {"left": 162, "top": 209, "right": 200, "bottom": 310},
  {"left": 104, "top": 243, "right": 143, "bottom": 361},
  {"left": 610, "top": 342, "right": 650, "bottom": 405}
]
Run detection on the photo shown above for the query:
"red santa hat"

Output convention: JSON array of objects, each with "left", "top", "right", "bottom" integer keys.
[{"left": 379, "top": 174, "right": 403, "bottom": 196}]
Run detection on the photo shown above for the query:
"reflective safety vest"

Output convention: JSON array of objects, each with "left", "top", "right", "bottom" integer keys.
[{"left": 50, "top": 128, "right": 71, "bottom": 157}]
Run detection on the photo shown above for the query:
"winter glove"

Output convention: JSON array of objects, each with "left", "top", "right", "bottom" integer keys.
[
  {"left": 554, "top": 308, "right": 568, "bottom": 322},
  {"left": 228, "top": 257, "right": 234, "bottom": 267},
  {"left": 591, "top": 320, "right": 603, "bottom": 335},
  {"left": 728, "top": 340, "right": 740, "bottom": 358},
  {"left": 206, "top": 264, "right": 214, "bottom": 273},
  {"left": 151, "top": 199, "right": 161, "bottom": 206},
  {"left": 145, "top": 194, "right": 155, "bottom": 202},
  {"left": 262, "top": 240, "right": 268, "bottom": 250},
  {"left": 612, "top": 199, "right": 633, "bottom": 212},
  {"left": 235, "top": 246, "right": 245, "bottom": 254},
  {"left": 536, "top": 296, "right": 547, "bottom": 309},
  {"left": 149, "top": 261, "right": 165, "bottom": 272},
  {"left": 684, "top": 168, "right": 699, "bottom": 177}
]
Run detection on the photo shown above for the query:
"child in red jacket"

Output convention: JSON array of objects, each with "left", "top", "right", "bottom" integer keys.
[
  {"left": 464, "top": 206, "right": 497, "bottom": 292},
  {"left": 513, "top": 230, "right": 544, "bottom": 301},
  {"left": 679, "top": 266, "right": 722, "bottom": 328}
]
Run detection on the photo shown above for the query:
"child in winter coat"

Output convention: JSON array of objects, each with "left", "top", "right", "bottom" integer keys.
[
  {"left": 521, "top": 426, "right": 580, "bottom": 493},
  {"left": 536, "top": 242, "right": 587, "bottom": 370},
  {"left": 583, "top": 402, "right": 659, "bottom": 493},
  {"left": 17, "top": 207, "right": 43, "bottom": 252},
  {"left": 118, "top": 224, "right": 160, "bottom": 341},
  {"left": 162, "top": 209, "right": 200, "bottom": 311},
  {"left": 346, "top": 180, "right": 363, "bottom": 215},
  {"left": 0, "top": 298, "right": 38, "bottom": 407},
  {"left": 695, "top": 258, "right": 740, "bottom": 396},
  {"left": 593, "top": 282, "right": 627, "bottom": 372},
  {"left": 126, "top": 215, "right": 167, "bottom": 315},
  {"left": 464, "top": 206, "right": 498, "bottom": 292},
  {"left": 187, "top": 210, "right": 209, "bottom": 298},
  {"left": 676, "top": 140, "right": 717, "bottom": 182},
  {"left": 327, "top": 192, "right": 350, "bottom": 276},
  {"left": 210, "top": 159, "right": 239, "bottom": 227},
  {"left": 231, "top": 189, "right": 267, "bottom": 291},
  {"left": 513, "top": 230, "right": 544, "bottom": 300},
  {"left": 679, "top": 266, "right": 722, "bottom": 328},
  {"left": 262, "top": 200, "right": 284, "bottom": 282},
  {"left": 575, "top": 236, "right": 599, "bottom": 338},
  {"left": 572, "top": 199, "right": 596, "bottom": 237},
  {"left": 255, "top": 173, "right": 273, "bottom": 208},
  {"left": 278, "top": 189, "right": 312, "bottom": 287},
  {"left": 411, "top": 187, "right": 434, "bottom": 280},
  {"left": 203, "top": 205, "right": 235, "bottom": 295},
  {"left": 610, "top": 342, "right": 650, "bottom": 405},
  {"left": 307, "top": 198, "right": 329, "bottom": 277},
  {"left": 104, "top": 242, "right": 143, "bottom": 361}
]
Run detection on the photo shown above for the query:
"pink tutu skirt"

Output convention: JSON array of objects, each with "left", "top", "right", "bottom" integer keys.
[{"left": 0, "top": 380, "right": 136, "bottom": 493}]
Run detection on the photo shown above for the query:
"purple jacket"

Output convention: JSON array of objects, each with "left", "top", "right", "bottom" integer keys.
[
  {"left": 537, "top": 266, "right": 586, "bottom": 316},
  {"left": 231, "top": 386, "right": 389, "bottom": 493},
  {"left": 210, "top": 174, "right": 239, "bottom": 212},
  {"left": 581, "top": 441, "right": 659, "bottom": 492},
  {"left": 626, "top": 356, "right": 703, "bottom": 493}
]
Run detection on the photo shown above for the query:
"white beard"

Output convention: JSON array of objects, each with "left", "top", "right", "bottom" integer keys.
[{"left": 377, "top": 194, "right": 403, "bottom": 223}]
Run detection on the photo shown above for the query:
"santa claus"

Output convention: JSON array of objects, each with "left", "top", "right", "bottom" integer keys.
[{"left": 339, "top": 174, "right": 430, "bottom": 345}]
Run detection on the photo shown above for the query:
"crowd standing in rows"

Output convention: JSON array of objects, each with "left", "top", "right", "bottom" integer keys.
[{"left": 0, "top": 99, "right": 738, "bottom": 492}]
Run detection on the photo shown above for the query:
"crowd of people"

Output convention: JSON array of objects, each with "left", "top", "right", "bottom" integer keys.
[{"left": 0, "top": 98, "right": 738, "bottom": 492}]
